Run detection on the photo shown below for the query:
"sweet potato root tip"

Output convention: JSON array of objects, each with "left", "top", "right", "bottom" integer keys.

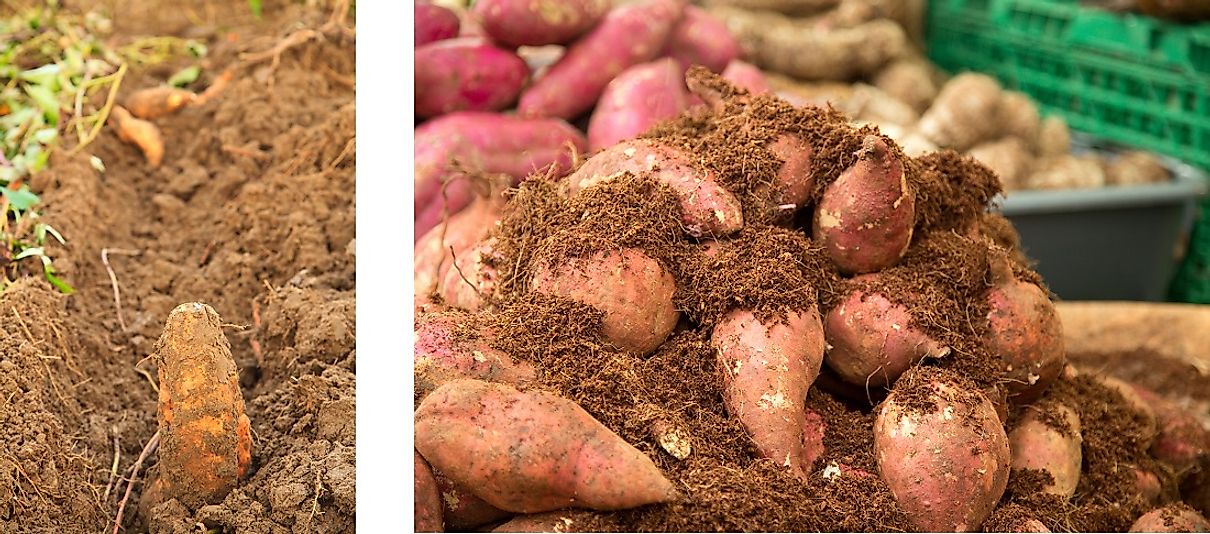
[
  {"left": 110, "top": 105, "right": 165, "bottom": 168},
  {"left": 125, "top": 86, "right": 197, "bottom": 119},
  {"left": 153, "top": 302, "right": 252, "bottom": 508}
]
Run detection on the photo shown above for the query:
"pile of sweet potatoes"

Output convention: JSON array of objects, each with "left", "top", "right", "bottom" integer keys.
[{"left": 412, "top": 63, "right": 1210, "bottom": 532}]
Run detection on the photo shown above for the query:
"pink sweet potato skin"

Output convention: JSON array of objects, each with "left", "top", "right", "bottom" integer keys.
[
  {"left": 415, "top": 450, "right": 445, "bottom": 532},
  {"left": 874, "top": 370, "right": 1010, "bottom": 532},
  {"left": 415, "top": 38, "right": 530, "bottom": 118},
  {"left": 711, "top": 308, "right": 825, "bottom": 477},
  {"left": 416, "top": 2, "right": 461, "bottom": 46},
  {"left": 664, "top": 6, "right": 740, "bottom": 73},
  {"left": 414, "top": 312, "right": 536, "bottom": 396},
  {"left": 802, "top": 407, "right": 826, "bottom": 470},
  {"left": 414, "top": 112, "right": 586, "bottom": 240},
  {"left": 474, "top": 0, "right": 611, "bottom": 47},
  {"left": 531, "top": 248, "right": 679, "bottom": 355},
  {"left": 985, "top": 270, "right": 1065, "bottom": 404},
  {"left": 1008, "top": 403, "right": 1082, "bottom": 499},
  {"left": 587, "top": 58, "right": 690, "bottom": 151},
  {"left": 414, "top": 379, "right": 678, "bottom": 513},
  {"left": 567, "top": 139, "right": 744, "bottom": 238},
  {"left": 433, "top": 469, "right": 512, "bottom": 530},
  {"left": 721, "top": 60, "right": 770, "bottom": 95},
  {"left": 492, "top": 512, "right": 591, "bottom": 532},
  {"left": 813, "top": 135, "right": 914, "bottom": 274},
  {"left": 1132, "top": 386, "right": 1210, "bottom": 473},
  {"left": 763, "top": 133, "right": 812, "bottom": 210},
  {"left": 439, "top": 237, "right": 502, "bottom": 311},
  {"left": 518, "top": 0, "right": 685, "bottom": 119},
  {"left": 415, "top": 196, "right": 502, "bottom": 301},
  {"left": 824, "top": 283, "right": 949, "bottom": 389},
  {"left": 1128, "top": 505, "right": 1210, "bottom": 533}
]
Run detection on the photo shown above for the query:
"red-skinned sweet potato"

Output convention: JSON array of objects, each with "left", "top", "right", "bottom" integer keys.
[
  {"left": 824, "top": 278, "right": 950, "bottom": 389},
  {"left": 1128, "top": 504, "right": 1210, "bottom": 533},
  {"left": 874, "top": 368, "right": 1010, "bottom": 532},
  {"left": 492, "top": 511, "right": 597, "bottom": 532},
  {"left": 473, "top": 0, "right": 611, "bottom": 47},
  {"left": 721, "top": 60, "right": 770, "bottom": 95},
  {"left": 813, "top": 135, "right": 914, "bottom": 274},
  {"left": 1008, "top": 402, "right": 1083, "bottom": 499},
  {"left": 1132, "top": 386, "right": 1209, "bottom": 474},
  {"left": 415, "top": 38, "right": 530, "bottom": 118},
  {"left": 414, "top": 112, "right": 586, "bottom": 240},
  {"left": 415, "top": 195, "right": 503, "bottom": 302},
  {"left": 984, "top": 258, "right": 1065, "bottom": 404},
  {"left": 518, "top": 0, "right": 685, "bottom": 119},
  {"left": 433, "top": 468, "right": 512, "bottom": 530},
  {"left": 414, "top": 312, "right": 536, "bottom": 397},
  {"left": 416, "top": 2, "right": 461, "bottom": 46},
  {"left": 761, "top": 133, "right": 813, "bottom": 211},
  {"left": 531, "top": 247, "right": 679, "bottom": 355},
  {"left": 439, "top": 237, "right": 503, "bottom": 311},
  {"left": 587, "top": 58, "right": 690, "bottom": 151},
  {"left": 663, "top": 6, "right": 740, "bottom": 73},
  {"left": 802, "top": 407, "right": 826, "bottom": 471},
  {"left": 566, "top": 139, "right": 744, "bottom": 238},
  {"left": 416, "top": 450, "right": 445, "bottom": 532},
  {"left": 711, "top": 307, "right": 825, "bottom": 478},
  {"left": 414, "top": 379, "right": 679, "bottom": 513}
]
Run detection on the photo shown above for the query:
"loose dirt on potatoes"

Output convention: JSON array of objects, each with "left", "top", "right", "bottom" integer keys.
[{"left": 2, "top": 2, "right": 354, "bottom": 532}]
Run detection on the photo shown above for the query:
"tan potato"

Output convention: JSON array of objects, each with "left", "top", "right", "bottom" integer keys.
[
  {"left": 918, "top": 73, "right": 1003, "bottom": 151},
  {"left": 1009, "top": 402, "right": 1083, "bottom": 499}
]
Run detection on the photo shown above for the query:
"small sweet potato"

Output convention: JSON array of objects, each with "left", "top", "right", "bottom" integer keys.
[
  {"left": 984, "top": 258, "right": 1065, "bottom": 404},
  {"left": 439, "top": 236, "right": 503, "bottom": 311},
  {"left": 663, "top": 6, "right": 740, "bottom": 73},
  {"left": 567, "top": 139, "right": 744, "bottom": 238},
  {"left": 1135, "top": 467, "right": 1163, "bottom": 504},
  {"left": 416, "top": 450, "right": 445, "bottom": 532},
  {"left": 712, "top": 307, "right": 825, "bottom": 478},
  {"left": 824, "top": 281, "right": 950, "bottom": 389},
  {"left": 761, "top": 133, "right": 813, "bottom": 210},
  {"left": 417, "top": 2, "right": 461, "bottom": 46},
  {"left": 414, "top": 379, "right": 678, "bottom": 512},
  {"left": 874, "top": 368, "right": 1010, "bottom": 532},
  {"left": 1097, "top": 376, "right": 1158, "bottom": 442},
  {"left": 473, "top": 0, "right": 610, "bottom": 47},
  {"left": 1008, "top": 402, "right": 1083, "bottom": 499},
  {"left": 1132, "top": 386, "right": 1209, "bottom": 473},
  {"left": 110, "top": 105, "right": 164, "bottom": 168},
  {"left": 517, "top": 0, "right": 684, "bottom": 119},
  {"left": 531, "top": 247, "right": 679, "bottom": 355},
  {"left": 720, "top": 60, "right": 771, "bottom": 95},
  {"left": 125, "top": 86, "right": 197, "bottom": 119},
  {"left": 917, "top": 73, "right": 1003, "bottom": 151},
  {"left": 415, "top": 38, "right": 530, "bottom": 118},
  {"left": 1128, "top": 504, "right": 1210, "bottom": 533},
  {"left": 587, "top": 58, "right": 689, "bottom": 151},
  {"left": 414, "top": 312, "right": 536, "bottom": 397},
  {"left": 813, "top": 135, "right": 915, "bottom": 274},
  {"left": 415, "top": 195, "right": 503, "bottom": 301},
  {"left": 433, "top": 468, "right": 512, "bottom": 530}
]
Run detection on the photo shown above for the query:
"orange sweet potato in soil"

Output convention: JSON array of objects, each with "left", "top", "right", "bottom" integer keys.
[
  {"left": 125, "top": 86, "right": 197, "bottom": 119},
  {"left": 415, "top": 450, "right": 445, "bottom": 532},
  {"left": 813, "top": 135, "right": 914, "bottom": 274},
  {"left": 154, "top": 302, "right": 252, "bottom": 508},
  {"left": 110, "top": 105, "right": 165, "bottom": 168},
  {"left": 711, "top": 308, "right": 825, "bottom": 478},
  {"left": 414, "top": 379, "right": 678, "bottom": 513},
  {"left": 984, "top": 258, "right": 1066, "bottom": 404},
  {"left": 1129, "top": 504, "right": 1210, "bottom": 533},
  {"left": 531, "top": 247, "right": 679, "bottom": 355},
  {"left": 874, "top": 368, "right": 1010, "bottom": 532},
  {"left": 1008, "top": 402, "right": 1083, "bottom": 499}
]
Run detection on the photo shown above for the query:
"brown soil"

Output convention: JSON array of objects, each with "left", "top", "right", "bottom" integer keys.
[{"left": 3, "top": 2, "right": 354, "bottom": 533}]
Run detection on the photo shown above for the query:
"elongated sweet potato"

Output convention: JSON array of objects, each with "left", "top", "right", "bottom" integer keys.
[
  {"left": 1009, "top": 402, "right": 1083, "bottom": 499},
  {"left": 417, "top": 2, "right": 461, "bottom": 46},
  {"left": 813, "top": 135, "right": 914, "bottom": 274},
  {"left": 1129, "top": 504, "right": 1210, "bottom": 533},
  {"left": 874, "top": 368, "right": 1010, "bottom": 532},
  {"left": 566, "top": 139, "right": 744, "bottom": 238},
  {"left": 518, "top": 0, "right": 684, "bottom": 119},
  {"left": 587, "top": 58, "right": 689, "bottom": 151},
  {"left": 415, "top": 38, "right": 530, "bottom": 118},
  {"left": 110, "top": 105, "right": 164, "bottom": 168},
  {"left": 721, "top": 60, "right": 770, "bottom": 95},
  {"left": 473, "top": 0, "right": 610, "bottom": 47},
  {"left": 439, "top": 237, "right": 503, "bottom": 311},
  {"left": 531, "top": 247, "right": 679, "bottom": 355},
  {"left": 414, "top": 112, "right": 585, "bottom": 240},
  {"left": 712, "top": 307, "right": 825, "bottom": 477},
  {"left": 415, "top": 195, "right": 503, "bottom": 302},
  {"left": 664, "top": 6, "right": 740, "bottom": 73},
  {"left": 701, "top": 0, "right": 839, "bottom": 16},
  {"left": 414, "top": 379, "right": 678, "bottom": 512},
  {"left": 154, "top": 303, "right": 252, "bottom": 508},
  {"left": 414, "top": 312, "right": 536, "bottom": 397},
  {"left": 1132, "top": 386, "right": 1209, "bottom": 473},
  {"left": 125, "top": 86, "right": 196, "bottom": 119},
  {"left": 433, "top": 468, "right": 512, "bottom": 530},
  {"left": 824, "top": 280, "right": 949, "bottom": 389},
  {"left": 984, "top": 258, "right": 1065, "bottom": 403},
  {"left": 416, "top": 450, "right": 445, "bottom": 532}
]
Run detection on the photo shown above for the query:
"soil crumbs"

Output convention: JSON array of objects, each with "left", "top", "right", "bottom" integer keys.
[{"left": 2, "top": 2, "right": 354, "bottom": 533}]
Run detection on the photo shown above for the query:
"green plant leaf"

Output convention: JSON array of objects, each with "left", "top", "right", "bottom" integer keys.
[
  {"left": 13, "top": 246, "right": 44, "bottom": 261},
  {"left": 168, "top": 65, "right": 200, "bottom": 87},
  {"left": 2, "top": 186, "right": 40, "bottom": 211},
  {"left": 43, "top": 224, "right": 66, "bottom": 245},
  {"left": 19, "top": 64, "right": 61, "bottom": 86},
  {"left": 24, "top": 83, "right": 60, "bottom": 124},
  {"left": 248, "top": 0, "right": 263, "bottom": 18},
  {"left": 44, "top": 270, "right": 74, "bottom": 294}
]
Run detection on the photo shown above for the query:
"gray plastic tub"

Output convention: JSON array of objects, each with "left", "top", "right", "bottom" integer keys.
[{"left": 994, "top": 153, "right": 1207, "bottom": 301}]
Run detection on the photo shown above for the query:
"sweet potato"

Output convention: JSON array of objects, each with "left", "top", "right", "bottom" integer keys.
[
  {"left": 433, "top": 468, "right": 512, "bottom": 530},
  {"left": 125, "top": 86, "right": 197, "bottom": 119},
  {"left": 439, "top": 236, "right": 503, "bottom": 311},
  {"left": 417, "top": 2, "right": 461, "bottom": 46},
  {"left": 531, "top": 247, "right": 679, "bottom": 355},
  {"left": 566, "top": 139, "right": 744, "bottom": 238},
  {"left": 813, "top": 135, "right": 915, "bottom": 274},
  {"left": 518, "top": 0, "right": 684, "bottom": 119},
  {"left": 473, "top": 0, "right": 610, "bottom": 47},
  {"left": 984, "top": 258, "right": 1065, "bottom": 403},
  {"left": 1136, "top": 466, "right": 1164, "bottom": 504},
  {"left": 587, "top": 58, "right": 689, "bottom": 151},
  {"left": 700, "top": 0, "right": 838, "bottom": 16},
  {"left": 1132, "top": 386, "right": 1209, "bottom": 473},
  {"left": 415, "top": 38, "right": 530, "bottom": 118},
  {"left": 154, "top": 303, "right": 252, "bottom": 508},
  {"left": 416, "top": 450, "right": 445, "bottom": 532},
  {"left": 917, "top": 73, "right": 1003, "bottom": 151},
  {"left": 109, "top": 105, "right": 164, "bottom": 168},
  {"left": 1128, "top": 504, "right": 1210, "bottom": 533},
  {"left": 762, "top": 133, "right": 814, "bottom": 210},
  {"left": 872, "top": 58, "right": 937, "bottom": 115},
  {"left": 802, "top": 407, "right": 826, "bottom": 471},
  {"left": 414, "top": 312, "right": 536, "bottom": 397},
  {"left": 824, "top": 281, "right": 950, "bottom": 389},
  {"left": 874, "top": 369, "right": 1010, "bottom": 532},
  {"left": 1008, "top": 402, "right": 1083, "bottom": 499},
  {"left": 415, "top": 194, "right": 503, "bottom": 301},
  {"left": 1098, "top": 375, "right": 1158, "bottom": 441},
  {"left": 712, "top": 307, "right": 825, "bottom": 477},
  {"left": 414, "top": 379, "right": 678, "bottom": 512},
  {"left": 663, "top": 6, "right": 740, "bottom": 73},
  {"left": 492, "top": 511, "right": 599, "bottom": 532},
  {"left": 720, "top": 60, "right": 770, "bottom": 95},
  {"left": 414, "top": 112, "right": 586, "bottom": 240}
]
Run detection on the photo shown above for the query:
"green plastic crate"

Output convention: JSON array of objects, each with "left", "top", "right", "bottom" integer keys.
[
  {"left": 926, "top": 0, "right": 1210, "bottom": 170},
  {"left": 1169, "top": 196, "right": 1210, "bottom": 303}
]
